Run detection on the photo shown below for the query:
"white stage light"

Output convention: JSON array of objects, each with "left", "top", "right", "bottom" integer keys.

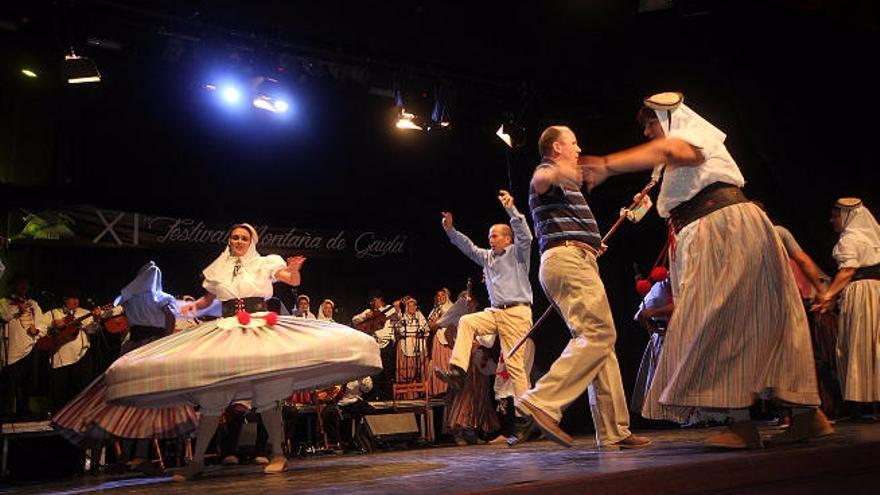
[
  {"left": 63, "top": 48, "right": 101, "bottom": 84},
  {"left": 221, "top": 85, "right": 241, "bottom": 104},
  {"left": 496, "top": 124, "right": 513, "bottom": 148},
  {"left": 396, "top": 109, "right": 423, "bottom": 130}
]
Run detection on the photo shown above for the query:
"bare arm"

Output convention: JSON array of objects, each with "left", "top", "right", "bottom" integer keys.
[
  {"left": 811, "top": 267, "right": 856, "bottom": 313},
  {"left": 530, "top": 162, "right": 582, "bottom": 195},
  {"left": 789, "top": 250, "right": 828, "bottom": 295},
  {"left": 274, "top": 256, "right": 306, "bottom": 287},
  {"left": 530, "top": 166, "right": 559, "bottom": 195},
  {"left": 181, "top": 292, "right": 216, "bottom": 315},
  {"left": 583, "top": 138, "right": 704, "bottom": 190}
]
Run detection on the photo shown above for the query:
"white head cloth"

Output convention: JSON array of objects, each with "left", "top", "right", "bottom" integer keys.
[
  {"left": 201, "top": 223, "right": 285, "bottom": 300},
  {"left": 833, "top": 199, "right": 880, "bottom": 268},
  {"left": 654, "top": 103, "right": 727, "bottom": 150},
  {"left": 115, "top": 261, "right": 174, "bottom": 307},
  {"left": 646, "top": 93, "right": 745, "bottom": 217},
  {"left": 317, "top": 299, "right": 335, "bottom": 321}
]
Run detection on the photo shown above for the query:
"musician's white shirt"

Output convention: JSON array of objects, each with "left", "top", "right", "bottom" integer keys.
[
  {"left": 352, "top": 306, "right": 396, "bottom": 348},
  {"left": 0, "top": 297, "right": 48, "bottom": 367},
  {"left": 47, "top": 307, "right": 97, "bottom": 369}
]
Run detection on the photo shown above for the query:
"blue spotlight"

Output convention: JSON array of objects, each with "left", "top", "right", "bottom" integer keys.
[{"left": 220, "top": 85, "right": 241, "bottom": 104}]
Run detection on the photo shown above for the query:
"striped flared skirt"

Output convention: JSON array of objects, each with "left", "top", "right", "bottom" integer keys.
[
  {"left": 642, "top": 202, "right": 820, "bottom": 422},
  {"left": 836, "top": 279, "right": 880, "bottom": 402}
]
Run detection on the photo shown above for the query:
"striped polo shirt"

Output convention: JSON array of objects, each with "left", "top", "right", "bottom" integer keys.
[{"left": 528, "top": 159, "right": 602, "bottom": 253}]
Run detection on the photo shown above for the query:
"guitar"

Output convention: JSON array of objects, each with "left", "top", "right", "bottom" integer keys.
[
  {"left": 315, "top": 385, "right": 344, "bottom": 404},
  {"left": 353, "top": 296, "right": 410, "bottom": 347},
  {"left": 8, "top": 295, "right": 39, "bottom": 338},
  {"left": 37, "top": 304, "right": 113, "bottom": 353}
]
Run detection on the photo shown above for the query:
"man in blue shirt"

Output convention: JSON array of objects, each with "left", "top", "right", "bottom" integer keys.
[{"left": 435, "top": 191, "right": 535, "bottom": 421}]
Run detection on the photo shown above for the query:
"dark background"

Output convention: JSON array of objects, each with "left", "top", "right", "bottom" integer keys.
[{"left": 1, "top": 0, "right": 878, "bottom": 432}]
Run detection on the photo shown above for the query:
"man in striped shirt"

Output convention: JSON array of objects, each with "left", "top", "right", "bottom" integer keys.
[{"left": 515, "top": 125, "right": 651, "bottom": 450}]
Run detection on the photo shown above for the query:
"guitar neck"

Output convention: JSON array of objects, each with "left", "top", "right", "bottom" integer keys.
[{"left": 56, "top": 304, "right": 112, "bottom": 327}]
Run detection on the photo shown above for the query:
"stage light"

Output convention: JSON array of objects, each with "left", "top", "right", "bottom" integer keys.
[
  {"left": 429, "top": 86, "right": 453, "bottom": 131},
  {"left": 252, "top": 95, "right": 289, "bottom": 113},
  {"left": 496, "top": 122, "right": 526, "bottom": 148},
  {"left": 251, "top": 77, "right": 292, "bottom": 114},
  {"left": 221, "top": 85, "right": 241, "bottom": 104},
  {"left": 396, "top": 109, "right": 423, "bottom": 130},
  {"left": 63, "top": 48, "right": 101, "bottom": 84},
  {"left": 21, "top": 68, "right": 37, "bottom": 78},
  {"left": 496, "top": 124, "right": 513, "bottom": 148}
]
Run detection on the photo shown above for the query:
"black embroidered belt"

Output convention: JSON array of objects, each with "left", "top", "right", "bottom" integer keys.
[
  {"left": 221, "top": 297, "right": 267, "bottom": 317},
  {"left": 668, "top": 182, "right": 749, "bottom": 234}
]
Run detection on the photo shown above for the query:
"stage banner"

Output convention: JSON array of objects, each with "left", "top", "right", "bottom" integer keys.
[{"left": 6, "top": 205, "right": 408, "bottom": 259}]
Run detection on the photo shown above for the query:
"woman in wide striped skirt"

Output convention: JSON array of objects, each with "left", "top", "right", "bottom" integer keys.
[
  {"left": 587, "top": 92, "right": 827, "bottom": 448},
  {"left": 813, "top": 198, "right": 880, "bottom": 408},
  {"left": 54, "top": 224, "right": 381, "bottom": 480}
]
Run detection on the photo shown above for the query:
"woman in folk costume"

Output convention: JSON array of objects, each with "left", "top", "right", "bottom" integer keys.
[
  {"left": 394, "top": 296, "right": 428, "bottom": 398},
  {"left": 317, "top": 299, "right": 336, "bottom": 322},
  {"left": 52, "top": 262, "right": 197, "bottom": 475},
  {"left": 61, "top": 224, "right": 381, "bottom": 480},
  {"left": 426, "top": 288, "right": 454, "bottom": 396},
  {"left": 584, "top": 92, "right": 830, "bottom": 448},
  {"left": 813, "top": 198, "right": 880, "bottom": 409},
  {"left": 630, "top": 276, "right": 673, "bottom": 416}
]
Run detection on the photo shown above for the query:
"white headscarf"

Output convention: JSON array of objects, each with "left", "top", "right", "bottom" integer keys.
[
  {"left": 646, "top": 94, "right": 745, "bottom": 217},
  {"left": 317, "top": 299, "right": 335, "bottom": 321},
  {"left": 654, "top": 103, "right": 727, "bottom": 151},
  {"left": 201, "top": 223, "right": 285, "bottom": 300},
  {"left": 833, "top": 199, "right": 880, "bottom": 268},
  {"left": 115, "top": 261, "right": 174, "bottom": 306}
]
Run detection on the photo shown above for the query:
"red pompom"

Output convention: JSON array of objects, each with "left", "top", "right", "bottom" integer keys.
[
  {"left": 635, "top": 279, "right": 652, "bottom": 297},
  {"left": 649, "top": 266, "right": 668, "bottom": 282},
  {"left": 237, "top": 311, "right": 251, "bottom": 325},
  {"left": 264, "top": 312, "right": 278, "bottom": 326}
]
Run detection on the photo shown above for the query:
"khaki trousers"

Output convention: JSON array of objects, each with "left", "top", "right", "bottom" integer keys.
[
  {"left": 449, "top": 305, "right": 533, "bottom": 400},
  {"left": 521, "top": 246, "right": 631, "bottom": 445}
]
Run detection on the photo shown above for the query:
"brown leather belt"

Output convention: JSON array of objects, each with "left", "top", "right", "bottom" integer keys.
[
  {"left": 544, "top": 239, "right": 599, "bottom": 257},
  {"left": 668, "top": 182, "right": 749, "bottom": 234},
  {"left": 492, "top": 302, "right": 531, "bottom": 310}
]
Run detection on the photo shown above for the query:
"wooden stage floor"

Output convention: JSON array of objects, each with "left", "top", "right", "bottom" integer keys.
[{"left": 3, "top": 421, "right": 879, "bottom": 495}]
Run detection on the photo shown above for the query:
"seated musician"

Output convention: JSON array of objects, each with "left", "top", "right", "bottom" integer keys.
[
  {"left": 319, "top": 377, "right": 375, "bottom": 450},
  {"left": 352, "top": 294, "right": 396, "bottom": 400},
  {"left": 46, "top": 288, "right": 103, "bottom": 412}
]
